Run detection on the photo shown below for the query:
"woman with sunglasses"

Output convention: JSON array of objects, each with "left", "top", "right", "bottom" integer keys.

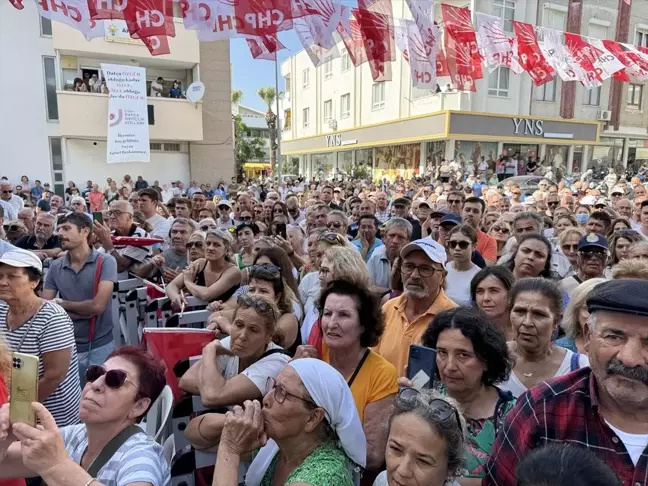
[
  {"left": 326, "top": 210, "right": 349, "bottom": 236},
  {"left": 166, "top": 229, "right": 241, "bottom": 307},
  {"left": 213, "top": 359, "right": 366, "bottom": 486},
  {"left": 558, "top": 226, "right": 584, "bottom": 272},
  {"left": 444, "top": 225, "right": 481, "bottom": 306},
  {"left": 235, "top": 222, "right": 259, "bottom": 270},
  {"left": 487, "top": 218, "right": 512, "bottom": 260},
  {"left": 187, "top": 231, "right": 206, "bottom": 263},
  {"left": 0, "top": 346, "right": 170, "bottom": 485},
  {"left": 375, "top": 387, "right": 466, "bottom": 486}
]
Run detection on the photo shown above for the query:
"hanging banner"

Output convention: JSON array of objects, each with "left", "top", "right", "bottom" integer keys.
[
  {"left": 441, "top": 4, "right": 482, "bottom": 79},
  {"left": 294, "top": 17, "right": 340, "bottom": 67},
  {"left": 512, "top": 20, "right": 554, "bottom": 86},
  {"left": 563, "top": 33, "right": 603, "bottom": 88},
  {"left": 395, "top": 19, "right": 436, "bottom": 89},
  {"left": 123, "top": 0, "right": 175, "bottom": 40},
  {"left": 475, "top": 13, "right": 510, "bottom": 73},
  {"left": 405, "top": 0, "right": 438, "bottom": 69},
  {"left": 354, "top": 6, "right": 395, "bottom": 81},
  {"left": 586, "top": 37, "right": 626, "bottom": 81},
  {"left": 101, "top": 63, "right": 151, "bottom": 164},
  {"left": 37, "top": 0, "right": 102, "bottom": 40},
  {"left": 87, "top": 0, "right": 127, "bottom": 20}
]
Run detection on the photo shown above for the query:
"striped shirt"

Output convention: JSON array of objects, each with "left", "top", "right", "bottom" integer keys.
[
  {"left": 60, "top": 424, "right": 171, "bottom": 486},
  {"left": 0, "top": 300, "right": 81, "bottom": 426}
]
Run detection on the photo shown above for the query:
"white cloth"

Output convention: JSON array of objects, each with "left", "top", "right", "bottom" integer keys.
[
  {"left": 604, "top": 420, "right": 648, "bottom": 466},
  {"left": 444, "top": 262, "right": 481, "bottom": 305},
  {"left": 298, "top": 271, "right": 321, "bottom": 343},
  {"left": 245, "top": 359, "right": 367, "bottom": 486},
  {"left": 373, "top": 471, "right": 460, "bottom": 486}
]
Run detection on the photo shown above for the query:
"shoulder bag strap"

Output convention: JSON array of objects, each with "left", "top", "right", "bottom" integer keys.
[
  {"left": 570, "top": 352, "right": 581, "bottom": 372},
  {"left": 88, "top": 255, "right": 104, "bottom": 343},
  {"left": 347, "top": 349, "right": 371, "bottom": 388},
  {"left": 86, "top": 425, "right": 145, "bottom": 478}
]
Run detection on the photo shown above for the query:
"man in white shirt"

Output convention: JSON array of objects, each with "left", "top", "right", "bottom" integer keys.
[
  {"left": 150, "top": 77, "right": 164, "bottom": 97},
  {"left": 137, "top": 188, "right": 171, "bottom": 245},
  {"left": 0, "top": 182, "right": 24, "bottom": 213}
]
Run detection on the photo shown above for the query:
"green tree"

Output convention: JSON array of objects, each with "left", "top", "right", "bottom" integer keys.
[
  {"left": 257, "top": 86, "right": 278, "bottom": 174},
  {"left": 233, "top": 114, "right": 266, "bottom": 175}
]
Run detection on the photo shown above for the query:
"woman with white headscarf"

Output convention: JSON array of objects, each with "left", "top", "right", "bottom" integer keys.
[{"left": 213, "top": 359, "right": 366, "bottom": 486}]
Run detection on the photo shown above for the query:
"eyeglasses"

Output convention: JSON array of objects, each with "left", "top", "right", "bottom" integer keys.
[
  {"left": 200, "top": 225, "right": 217, "bottom": 231},
  {"left": 249, "top": 264, "right": 281, "bottom": 275},
  {"left": 240, "top": 216, "right": 253, "bottom": 222},
  {"left": 266, "top": 377, "right": 317, "bottom": 407},
  {"left": 186, "top": 241, "right": 204, "bottom": 249},
  {"left": 448, "top": 240, "right": 470, "bottom": 250},
  {"left": 326, "top": 221, "right": 343, "bottom": 229},
  {"left": 107, "top": 210, "right": 129, "bottom": 217},
  {"left": 398, "top": 388, "right": 461, "bottom": 427},
  {"left": 580, "top": 250, "right": 607, "bottom": 261},
  {"left": 317, "top": 232, "right": 343, "bottom": 243},
  {"left": 447, "top": 199, "right": 462, "bottom": 205},
  {"left": 562, "top": 244, "right": 578, "bottom": 252},
  {"left": 547, "top": 201, "right": 560, "bottom": 207},
  {"left": 401, "top": 262, "right": 442, "bottom": 277},
  {"left": 85, "top": 365, "right": 137, "bottom": 390},
  {"left": 491, "top": 226, "right": 510, "bottom": 234}
]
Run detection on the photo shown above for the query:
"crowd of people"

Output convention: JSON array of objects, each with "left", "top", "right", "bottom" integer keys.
[{"left": 0, "top": 164, "right": 647, "bottom": 486}]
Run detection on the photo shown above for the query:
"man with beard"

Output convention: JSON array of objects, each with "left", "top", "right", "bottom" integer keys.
[
  {"left": 367, "top": 217, "right": 412, "bottom": 293},
  {"left": 375, "top": 237, "right": 457, "bottom": 376},
  {"left": 484, "top": 279, "right": 648, "bottom": 486},
  {"left": 15, "top": 212, "right": 61, "bottom": 259},
  {"left": 560, "top": 234, "right": 608, "bottom": 299},
  {"left": 42, "top": 212, "right": 117, "bottom": 379},
  {"left": 136, "top": 217, "right": 194, "bottom": 283}
]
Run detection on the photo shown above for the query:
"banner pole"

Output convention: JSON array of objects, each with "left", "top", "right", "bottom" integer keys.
[{"left": 275, "top": 57, "right": 282, "bottom": 184}]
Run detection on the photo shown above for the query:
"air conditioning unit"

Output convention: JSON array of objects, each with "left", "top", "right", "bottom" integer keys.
[
  {"left": 328, "top": 119, "right": 338, "bottom": 130},
  {"left": 596, "top": 110, "right": 612, "bottom": 122}
]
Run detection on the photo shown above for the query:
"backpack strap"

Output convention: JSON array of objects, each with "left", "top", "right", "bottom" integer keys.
[
  {"left": 570, "top": 352, "right": 581, "bottom": 372},
  {"left": 86, "top": 425, "right": 144, "bottom": 478}
]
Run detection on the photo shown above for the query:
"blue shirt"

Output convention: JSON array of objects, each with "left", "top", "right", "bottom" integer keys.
[
  {"left": 31, "top": 186, "right": 44, "bottom": 199},
  {"left": 352, "top": 237, "right": 384, "bottom": 262}
]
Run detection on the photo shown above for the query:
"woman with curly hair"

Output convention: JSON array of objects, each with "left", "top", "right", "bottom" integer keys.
[{"left": 606, "top": 229, "right": 643, "bottom": 276}]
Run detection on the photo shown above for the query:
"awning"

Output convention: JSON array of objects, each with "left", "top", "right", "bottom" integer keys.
[{"left": 243, "top": 162, "right": 271, "bottom": 169}]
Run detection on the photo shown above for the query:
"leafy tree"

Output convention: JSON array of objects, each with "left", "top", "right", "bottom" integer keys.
[
  {"left": 257, "top": 86, "right": 278, "bottom": 174},
  {"left": 233, "top": 114, "right": 266, "bottom": 177}
]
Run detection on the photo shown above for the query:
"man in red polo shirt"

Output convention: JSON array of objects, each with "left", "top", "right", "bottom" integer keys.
[{"left": 461, "top": 197, "right": 497, "bottom": 264}]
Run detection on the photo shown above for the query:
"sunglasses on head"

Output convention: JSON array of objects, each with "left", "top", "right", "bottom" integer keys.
[
  {"left": 491, "top": 226, "right": 510, "bottom": 234},
  {"left": 85, "top": 365, "right": 136, "bottom": 390},
  {"left": 317, "top": 232, "right": 342, "bottom": 242},
  {"left": 4, "top": 225, "right": 21, "bottom": 232},
  {"left": 186, "top": 241, "right": 204, "bottom": 249},
  {"left": 398, "top": 388, "right": 461, "bottom": 427},
  {"left": 249, "top": 264, "right": 281, "bottom": 274}
]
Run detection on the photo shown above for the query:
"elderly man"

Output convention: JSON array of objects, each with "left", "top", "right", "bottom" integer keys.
[
  {"left": 560, "top": 234, "right": 608, "bottom": 299},
  {"left": 375, "top": 191, "right": 390, "bottom": 223},
  {"left": 376, "top": 237, "right": 457, "bottom": 376},
  {"left": 15, "top": 212, "right": 61, "bottom": 258},
  {"left": 49, "top": 195, "right": 64, "bottom": 216},
  {"left": 69, "top": 196, "right": 89, "bottom": 216},
  {"left": 286, "top": 195, "right": 305, "bottom": 225},
  {"left": 0, "top": 182, "right": 23, "bottom": 213},
  {"left": 136, "top": 217, "right": 194, "bottom": 283},
  {"left": 484, "top": 279, "right": 648, "bottom": 486},
  {"left": 93, "top": 200, "right": 151, "bottom": 277},
  {"left": 17, "top": 208, "right": 35, "bottom": 234},
  {"left": 367, "top": 217, "right": 412, "bottom": 292},
  {"left": 138, "top": 188, "right": 171, "bottom": 241}
]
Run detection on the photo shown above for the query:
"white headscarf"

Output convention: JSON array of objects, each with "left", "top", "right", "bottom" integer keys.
[{"left": 245, "top": 359, "right": 366, "bottom": 486}]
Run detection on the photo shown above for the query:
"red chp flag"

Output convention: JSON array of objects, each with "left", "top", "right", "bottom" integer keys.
[
  {"left": 441, "top": 4, "right": 482, "bottom": 80},
  {"left": 123, "top": 0, "right": 175, "bottom": 39},
  {"left": 87, "top": 0, "right": 127, "bottom": 20},
  {"left": 511, "top": 20, "right": 554, "bottom": 85},
  {"left": 8, "top": 0, "right": 24, "bottom": 10},
  {"left": 354, "top": 7, "right": 395, "bottom": 82},
  {"left": 563, "top": 33, "right": 603, "bottom": 88},
  {"left": 142, "top": 34, "right": 170, "bottom": 56},
  {"left": 246, "top": 34, "right": 286, "bottom": 60},
  {"left": 234, "top": 0, "right": 296, "bottom": 37}
]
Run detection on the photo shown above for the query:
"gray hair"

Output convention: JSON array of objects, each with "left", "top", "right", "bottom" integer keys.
[
  {"left": 205, "top": 228, "right": 233, "bottom": 250},
  {"left": 172, "top": 217, "right": 196, "bottom": 233},
  {"left": 562, "top": 278, "right": 606, "bottom": 339},
  {"left": 513, "top": 211, "right": 544, "bottom": 232},
  {"left": 587, "top": 311, "right": 598, "bottom": 333},
  {"left": 389, "top": 388, "right": 466, "bottom": 482},
  {"left": 70, "top": 196, "right": 86, "bottom": 207},
  {"left": 328, "top": 210, "right": 348, "bottom": 225},
  {"left": 383, "top": 217, "right": 413, "bottom": 239}
]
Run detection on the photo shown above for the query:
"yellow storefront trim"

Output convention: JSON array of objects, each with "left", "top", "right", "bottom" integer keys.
[
  {"left": 282, "top": 133, "right": 449, "bottom": 156},
  {"left": 243, "top": 162, "right": 271, "bottom": 169}
]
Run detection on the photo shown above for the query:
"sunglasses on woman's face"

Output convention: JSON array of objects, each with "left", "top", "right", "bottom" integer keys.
[
  {"left": 186, "top": 241, "right": 204, "bottom": 249},
  {"left": 240, "top": 216, "right": 253, "bottom": 222},
  {"left": 85, "top": 365, "right": 136, "bottom": 390},
  {"left": 448, "top": 240, "right": 470, "bottom": 250},
  {"left": 491, "top": 226, "right": 510, "bottom": 234},
  {"left": 200, "top": 225, "right": 217, "bottom": 231},
  {"left": 326, "top": 221, "right": 343, "bottom": 229}
]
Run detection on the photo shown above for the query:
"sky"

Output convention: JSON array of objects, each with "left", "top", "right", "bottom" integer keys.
[{"left": 230, "top": 32, "right": 302, "bottom": 113}]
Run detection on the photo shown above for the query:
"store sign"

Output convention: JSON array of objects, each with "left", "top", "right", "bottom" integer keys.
[
  {"left": 325, "top": 134, "right": 358, "bottom": 147},
  {"left": 512, "top": 118, "right": 544, "bottom": 136}
]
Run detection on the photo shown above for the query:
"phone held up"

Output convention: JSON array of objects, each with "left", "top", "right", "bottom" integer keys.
[
  {"left": 273, "top": 223, "right": 287, "bottom": 240},
  {"left": 10, "top": 352, "right": 40, "bottom": 427},
  {"left": 406, "top": 344, "right": 437, "bottom": 390},
  {"left": 92, "top": 211, "right": 104, "bottom": 225}
]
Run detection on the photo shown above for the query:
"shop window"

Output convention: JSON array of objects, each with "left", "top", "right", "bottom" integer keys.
[
  {"left": 583, "top": 86, "right": 601, "bottom": 106},
  {"left": 340, "top": 48, "right": 351, "bottom": 72},
  {"left": 536, "top": 78, "right": 557, "bottom": 102},
  {"left": 340, "top": 93, "right": 351, "bottom": 118},
  {"left": 493, "top": 0, "right": 514, "bottom": 32},
  {"left": 372, "top": 83, "right": 385, "bottom": 110},
  {"left": 323, "top": 99, "right": 333, "bottom": 122},
  {"left": 40, "top": 16, "right": 52, "bottom": 36},
  {"left": 636, "top": 29, "right": 648, "bottom": 48},
  {"left": 488, "top": 67, "right": 510, "bottom": 98},
  {"left": 628, "top": 84, "right": 643, "bottom": 107},
  {"left": 302, "top": 107, "right": 310, "bottom": 128},
  {"left": 43, "top": 56, "right": 58, "bottom": 121},
  {"left": 302, "top": 68, "right": 310, "bottom": 89},
  {"left": 324, "top": 61, "right": 333, "bottom": 80}
]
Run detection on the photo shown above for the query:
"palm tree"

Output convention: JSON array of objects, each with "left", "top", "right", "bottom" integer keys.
[
  {"left": 231, "top": 89, "right": 243, "bottom": 114},
  {"left": 257, "top": 86, "right": 278, "bottom": 175}
]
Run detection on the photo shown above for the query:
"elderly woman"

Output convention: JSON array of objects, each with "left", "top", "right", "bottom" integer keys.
[
  {"left": 187, "top": 231, "right": 206, "bottom": 263},
  {"left": 167, "top": 229, "right": 241, "bottom": 306},
  {"left": 213, "top": 359, "right": 366, "bottom": 486},
  {"left": 628, "top": 240, "right": 648, "bottom": 260},
  {"left": 0, "top": 249, "right": 81, "bottom": 427},
  {"left": 296, "top": 278, "right": 398, "bottom": 471},
  {"left": 558, "top": 226, "right": 585, "bottom": 271},
  {"left": 499, "top": 278, "right": 589, "bottom": 398},
  {"left": 470, "top": 266, "right": 516, "bottom": 340},
  {"left": 0, "top": 347, "right": 169, "bottom": 485},
  {"left": 552, "top": 214, "right": 579, "bottom": 241},
  {"left": 374, "top": 388, "right": 466, "bottom": 486},
  {"left": 504, "top": 234, "right": 555, "bottom": 280},
  {"left": 487, "top": 218, "right": 512, "bottom": 261},
  {"left": 555, "top": 278, "right": 606, "bottom": 354}
]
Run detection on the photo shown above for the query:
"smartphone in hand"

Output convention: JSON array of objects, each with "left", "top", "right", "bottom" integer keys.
[
  {"left": 406, "top": 344, "right": 437, "bottom": 390},
  {"left": 92, "top": 211, "right": 104, "bottom": 225},
  {"left": 10, "top": 352, "right": 40, "bottom": 427}
]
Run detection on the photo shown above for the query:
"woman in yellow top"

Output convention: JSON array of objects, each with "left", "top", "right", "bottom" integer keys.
[{"left": 296, "top": 250, "right": 398, "bottom": 473}]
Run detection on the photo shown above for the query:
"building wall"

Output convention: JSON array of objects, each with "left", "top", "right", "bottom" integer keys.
[{"left": 0, "top": 2, "right": 59, "bottom": 185}]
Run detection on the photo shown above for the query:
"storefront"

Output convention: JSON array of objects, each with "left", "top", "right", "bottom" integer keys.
[{"left": 281, "top": 111, "right": 599, "bottom": 180}]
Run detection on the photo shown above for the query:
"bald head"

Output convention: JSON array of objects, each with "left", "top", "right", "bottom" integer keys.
[{"left": 615, "top": 198, "right": 632, "bottom": 219}]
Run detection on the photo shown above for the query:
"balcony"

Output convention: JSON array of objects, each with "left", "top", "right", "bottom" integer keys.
[
  {"left": 57, "top": 91, "right": 203, "bottom": 141},
  {"left": 52, "top": 19, "right": 199, "bottom": 68}
]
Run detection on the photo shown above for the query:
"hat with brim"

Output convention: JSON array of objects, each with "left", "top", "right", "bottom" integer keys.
[
  {"left": 440, "top": 213, "right": 462, "bottom": 227},
  {"left": 218, "top": 200, "right": 233, "bottom": 209},
  {"left": 400, "top": 237, "right": 447, "bottom": 265},
  {"left": 578, "top": 233, "right": 609, "bottom": 251},
  {"left": 0, "top": 249, "right": 43, "bottom": 272},
  {"left": 587, "top": 279, "right": 648, "bottom": 317}
]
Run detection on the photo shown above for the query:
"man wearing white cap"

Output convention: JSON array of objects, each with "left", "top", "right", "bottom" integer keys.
[
  {"left": 375, "top": 237, "right": 457, "bottom": 376},
  {"left": 217, "top": 200, "right": 236, "bottom": 230}
]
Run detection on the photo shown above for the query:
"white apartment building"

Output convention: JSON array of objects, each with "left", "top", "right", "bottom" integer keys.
[
  {"left": 0, "top": 2, "right": 233, "bottom": 197},
  {"left": 280, "top": 0, "right": 646, "bottom": 180},
  {"left": 232, "top": 103, "right": 272, "bottom": 177}
]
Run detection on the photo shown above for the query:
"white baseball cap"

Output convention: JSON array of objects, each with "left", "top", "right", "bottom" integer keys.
[
  {"left": 0, "top": 249, "right": 43, "bottom": 272},
  {"left": 400, "top": 237, "right": 447, "bottom": 266},
  {"left": 218, "top": 200, "right": 233, "bottom": 209},
  {"left": 580, "top": 195, "right": 596, "bottom": 206}
]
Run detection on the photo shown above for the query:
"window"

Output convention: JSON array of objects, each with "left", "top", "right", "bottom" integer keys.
[
  {"left": 323, "top": 99, "right": 333, "bottom": 122},
  {"left": 302, "top": 107, "right": 310, "bottom": 128},
  {"left": 302, "top": 69, "right": 310, "bottom": 89},
  {"left": 40, "top": 16, "right": 52, "bottom": 36},
  {"left": 43, "top": 56, "right": 58, "bottom": 121},
  {"left": 628, "top": 84, "right": 643, "bottom": 107},
  {"left": 636, "top": 29, "right": 648, "bottom": 48},
  {"left": 324, "top": 61, "right": 333, "bottom": 80},
  {"left": 284, "top": 75, "right": 291, "bottom": 93},
  {"left": 488, "top": 66, "right": 510, "bottom": 97},
  {"left": 583, "top": 86, "right": 601, "bottom": 106},
  {"left": 341, "top": 48, "right": 351, "bottom": 72},
  {"left": 49, "top": 137, "right": 64, "bottom": 197},
  {"left": 493, "top": 0, "right": 514, "bottom": 32},
  {"left": 372, "top": 83, "right": 385, "bottom": 110},
  {"left": 340, "top": 93, "right": 351, "bottom": 118},
  {"left": 543, "top": 8, "right": 566, "bottom": 31},
  {"left": 150, "top": 143, "right": 163, "bottom": 151},
  {"left": 536, "top": 78, "right": 557, "bottom": 102},
  {"left": 164, "top": 143, "right": 181, "bottom": 152}
]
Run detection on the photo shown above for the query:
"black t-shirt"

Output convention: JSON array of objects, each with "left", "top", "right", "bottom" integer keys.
[{"left": 15, "top": 234, "right": 60, "bottom": 250}]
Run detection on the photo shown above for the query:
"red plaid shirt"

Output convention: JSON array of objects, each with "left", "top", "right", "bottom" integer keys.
[{"left": 482, "top": 367, "right": 648, "bottom": 486}]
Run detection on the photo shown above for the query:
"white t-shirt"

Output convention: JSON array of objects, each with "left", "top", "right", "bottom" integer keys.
[
  {"left": 605, "top": 420, "right": 648, "bottom": 465},
  {"left": 444, "top": 262, "right": 481, "bottom": 306},
  {"left": 499, "top": 349, "right": 590, "bottom": 398},
  {"left": 217, "top": 337, "right": 290, "bottom": 395},
  {"left": 298, "top": 271, "right": 321, "bottom": 343}
]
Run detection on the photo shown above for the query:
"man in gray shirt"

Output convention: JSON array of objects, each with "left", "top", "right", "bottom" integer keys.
[
  {"left": 42, "top": 212, "right": 118, "bottom": 382},
  {"left": 136, "top": 217, "right": 194, "bottom": 283}
]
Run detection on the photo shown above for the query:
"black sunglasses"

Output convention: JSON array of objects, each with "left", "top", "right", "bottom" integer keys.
[
  {"left": 398, "top": 388, "right": 461, "bottom": 427},
  {"left": 186, "top": 241, "right": 204, "bottom": 249},
  {"left": 249, "top": 264, "right": 281, "bottom": 274},
  {"left": 448, "top": 240, "right": 470, "bottom": 250},
  {"left": 240, "top": 216, "right": 253, "bottom": 222},
  {"left": 85, "top": 365, "right": 136, "bottom": 390}
]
